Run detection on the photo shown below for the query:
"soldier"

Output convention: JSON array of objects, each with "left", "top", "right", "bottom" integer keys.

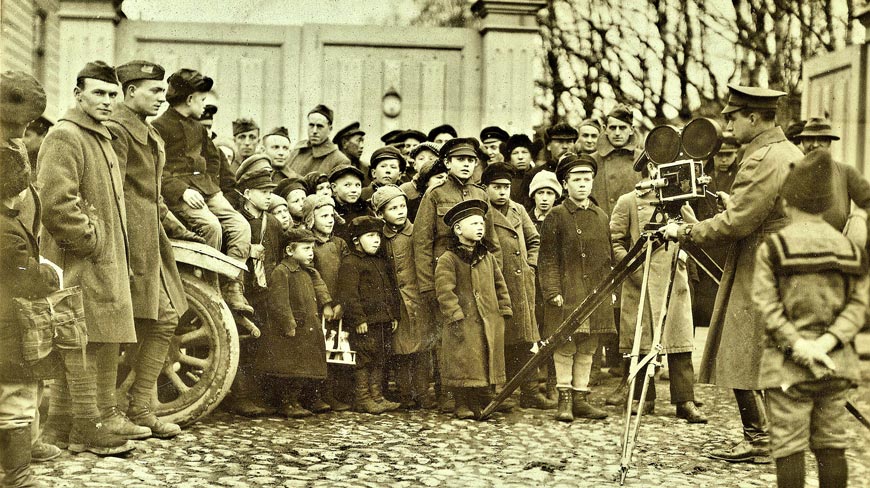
[
  {"left": 574, "top": 118, "right": 601, "bottom": 155},
  {"left": 427, "top": 124, "right": 457, "bottom": 145},
  {"left": 661, "top": 85, "right": 804, "bottom": 463},
  {"left": 263, "top": 126, "right": 295, "bottom": 180},
  {"left": 480, "top": 126, "right": 509, "bottom": 164},
  {"left": 106, "top": 60, "right": 190, "bottom": 438},
  {"left": 287, "top": 104, "right": 350, "bottom": 175},
  {"left": 334, "top": 121, "right": 367, "bottom": 178},
  {"left": 590, "top": 104, "right": 643, "bottom": 218},
  {"left": 232, "top": 118, "right": 260, "bottom": 171}
]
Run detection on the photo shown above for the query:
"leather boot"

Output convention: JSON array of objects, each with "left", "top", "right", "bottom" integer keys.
[
  {"left": 555, "top": 388, "right": 573, "bottom": 422},
  {"left": 221, "top": 280, "right": 254, "bottom": 315},
  {"left": 354, "top": 369, "right": 386, "bottom": 414},
  {"left": 100, "top": 406, "right": 151, "bottom": 440},
  {"left": 370, "top": 367, "right": 400, "bottom": 412},
  {"left": 708, "top": 390, "right": 770, "bottom": 463},
  {"left": 545, "top": 375, "right": 558, "bottom": 402},
  {"left": 306, "top": 387, "right": 332, "bottom": 414},
  {"left": 1, "top": 427, "right": 42, "bottom": 488},
  {"left": 453, "top": 389, "right": 475, "bottom": 420},
  {"left": 519, "top": 381, "right": 557, "bottom": 409},
  {"left": 127, "top": 403, "right": 182, "bottom": 438},
  {"left": 675, "top": 401, "right": 707, "bottom": 424},
  {"left": 605, "top": 380, "right": 629, "bottom": 406},
  {"left": 437, "top": 390, "right": 455, "bottom": 413},
  {"left": 573, "top": 391, "right": 608, "bottom": 419},
  {"left": 40, "top": 414, "right": 72, "bottom": 450},
  {"left": 322, "top": 378, "right": 351, "bottom": 412},
  {"left": 30, "top": 440, "right": 61, "bottom": 463},
  {"left": 630, "top": 400, "right": 655, "bottom": 415},
  {"left": 68, "top": 418, "right": 134, "bottom": 456},
  {"left": 278, "top": 383, "right": 312, "bottom": 419}
]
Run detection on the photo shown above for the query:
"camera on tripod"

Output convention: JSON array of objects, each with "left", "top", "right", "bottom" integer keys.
[{"left": 634, "top": 117, "right": 723, "bottom": 203}]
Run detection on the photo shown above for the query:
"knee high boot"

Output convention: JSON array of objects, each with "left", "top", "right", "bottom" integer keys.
[{"left": 0, "top": 427, "right": 41, "bottom": 488}]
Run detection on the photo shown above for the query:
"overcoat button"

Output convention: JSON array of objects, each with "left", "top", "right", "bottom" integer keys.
[
  {"left": 576, "top": 229, "right": 582, "bottom": 235},
  {"left": 514, "top": 251, "right": 521, "bottom": 256},
  {"left": 515, "top": 269, "right": 522, "bottom": 275},
  {"left": 581, "top": 253, "right": 586, "bottom": 258}
]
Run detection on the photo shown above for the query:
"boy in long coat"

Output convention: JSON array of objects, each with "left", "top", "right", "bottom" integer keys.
[
  {"left": 481, "top": 163, "right": 554, "bottom": 410},
  {"left": 539, "top": 153, "right": 614, "bottom": 422},
  {"left": 435, "top": 200, "right": 512, "bottom": 419}
]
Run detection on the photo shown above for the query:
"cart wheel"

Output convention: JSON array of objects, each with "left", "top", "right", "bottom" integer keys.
[{"left": 117, "top": 271, "right": 240, "bottom": 427}]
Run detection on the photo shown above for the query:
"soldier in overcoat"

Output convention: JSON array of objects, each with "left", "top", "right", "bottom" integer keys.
[{"left": 662, "top": 85, "right": 804, "bottom": 463}]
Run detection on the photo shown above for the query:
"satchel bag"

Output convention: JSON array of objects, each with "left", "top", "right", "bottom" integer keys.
[{"left": 13, "top": 286, "right": 88, "bottom": 365}]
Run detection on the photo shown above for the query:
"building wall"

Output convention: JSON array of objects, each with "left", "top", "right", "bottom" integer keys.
[{"left": 1, "top": 0, "right": 62, "bottom": 120}]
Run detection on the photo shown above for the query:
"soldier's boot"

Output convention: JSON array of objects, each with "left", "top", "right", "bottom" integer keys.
[
  {"left": 0, "top": 427, "right": 43, "bottom": 488},
  {"left": 127, "top": 403, "right": 182, "bottom": 438},
  {"left": 30, "top": 439, "right": 62, "bottom": 463},
  {"left": 572, "top": 391, "right": 608, "bottom": 420},
  {"left": 100, "top": 406, "right": 151, "bottom": 440},
  {"left": 40, "top": 414, "right": 72, "bottom": 450},
  {"left": 370, "top": 366, "right": 401, "bottom": 412},
  {"left": 221, "top": 280, "right": 254, "bottom": 315},
  {"left": 322, "top": 378, "right": 350, "bottom": 412},
  {"left": 708, "top": 390, "right": 770, "bottom": 463},
  {"left": 453, "top": 389, "right": 475, "bottom": 420},
  {"left": 520, "top": 380, "right": 557, "bottom": 409},
  {"left": 68, "top": 418, "right": 134, "bottom": 456},
  {"left": 554, "top": 388, "right": 574, "bottom": 422}
]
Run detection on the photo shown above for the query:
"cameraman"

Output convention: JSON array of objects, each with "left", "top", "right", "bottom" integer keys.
[{"left": 660, "top": 85, "right": 803, "bottom": 464}]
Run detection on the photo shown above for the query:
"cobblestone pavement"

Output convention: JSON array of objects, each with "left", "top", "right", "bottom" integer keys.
[{"left": 32, "top": 334, "right": 870, "bottom": 488}]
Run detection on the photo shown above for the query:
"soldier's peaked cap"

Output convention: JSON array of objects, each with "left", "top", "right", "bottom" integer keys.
[
  {"left": 333, "top": 121, "right": 365, "bottom": 145},
  {"left": 443, "top": 199, "right": 488, "bottom": 228},
  {"left": 721, "top": 85, "right": 785, "bottom": 114}
]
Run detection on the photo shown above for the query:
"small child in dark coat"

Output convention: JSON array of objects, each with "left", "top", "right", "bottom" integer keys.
[
  {"left": 434, "top": 200, "right": 512, "bottom": 420},
  {"left": 255, "top": 228, "right": 335, "bottom": 418},
  {"left": 336, "top": 216, "right": 401, "bottom": 414},
  {"left": 752, "top": 150, "right": 868, "bottom": 488}
]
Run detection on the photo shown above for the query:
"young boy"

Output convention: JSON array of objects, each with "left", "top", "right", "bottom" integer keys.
[
  {"left": 303, "top": 171, "right": 332, "bottom": 198},
  {"left": 336, "top": 216, "right": 401, "bottom": 414},
  {"left": 539, "top": 153, "right": 614, "bottom": 422},
  {"left": 303, "top": 193, "right": 350, "bottom": 411},
  {"left": 152, "top": 68, "right": 253, "bottom": 314},
  {"left": 329, "top": 164, "right": 369, "bottom": 243},
  {"left": 255, "top": 228, "right": 335, "bottom": 418},
  {"left": 751, "top": 149, "right": 867, "bottom": 488},
  {"left": 361, "top": 146, "right": 405, "bottom": 202},
  {"left": 268, "top": 194, "right": 292, "bottom": 231},
  {"left": 371, "top": 185, "right": 432, "bottom": 409},
  {"left": 435, "top": 199, "right": 512, "bottom": 419}
]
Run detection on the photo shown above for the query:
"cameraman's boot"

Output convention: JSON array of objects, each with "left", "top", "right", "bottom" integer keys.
[
  {"left": 520, "top": 381, "right": 556, "bottom": 409},
  {"left": 0, "top": 427, "right": 42, "bottom": 488},
  {"left": 68, "top": 418, "right": 134, "bottom": 456},
  {"left": 221, "top": 280, "right": 254, "bottom": 315},
  {"left": 555, "top": 388, "right": 573, "bottom": 422},
  {"left": 573, "top": 390, "right": 608, "bottom": 419}
]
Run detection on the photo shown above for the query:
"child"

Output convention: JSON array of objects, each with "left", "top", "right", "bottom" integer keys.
[
  {"left": 303, "top": 171, "right": 332, "bottom": 198},
  {"left": 400, "top": 155, "right": 446, "bottom": 222},
  {"left": 152, "top": 68, "right": 253, "bottom": 314},
  {"left": 607, "top": 158, "right": 706, "bottom": 423},
  {"left": 434, "top": 199, "right": 512, "bottom": 419},
  {"left": 538, "top": 153, "right": 614, "bottom": 422},
  {"left": 481, "top": 163, "right": 554, "bottom": 410},
  {"left": 751, "top": 149, "right": 867, "bottom": 488},
  {"left": 254, "top": 228, "right": 335, "bottom": 418},
  {"left": 371, "top": 185, "right": 433, "bottom": 409},
  {"left": 336, "top": 216, "right": 402, "bottom": 414},
  {"left": 361, "top": 146, "right": 405, "bottom": 202},
  {"left": 329, "top": 164, "right": 369, "bottom": 243},
  {"left": 268, "top": 194, "right": 292, "bottom": 231},
  {"left": 303, "top": 194, "right": 350, "bottom": 411}
]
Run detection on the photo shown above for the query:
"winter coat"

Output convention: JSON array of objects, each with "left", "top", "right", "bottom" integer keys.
[
  {"left": 413, "top": 174, "right": 502, "bottom": 295},
  {"left": 694, "top": 126, "right": 803, "bottom": 390},
  {"left": 255, "top": 257, "right": 331, "bottom": 379},
  {"left": 336, "top": 249, "right": 400, "bottom": 327},
  {"left": 591, "top": 134, "right": 643, "bottom": 217},
  {"left": 823, "top": 161, "right": 870, "bottom": 233},
  {"left": 286, "top": 139, "right": 350, "bottom": 177},
  {"left": 435, "top": 242, "right": 512, "bottom": 387},
  {"left": 539, "top": 198, "right": 615, "bottom": 338},
  {"left": 106, "top": 103, "right": 187, "bottom": 321},
  {"left": 333, "top": 198, "right": 371, "bottom": 244},
  {"left": 753, "top": 219, "right": 868, "bottom": 389},
  {"left": 151, "top": 107, "right": 223, "bottom": 204},
  {"left": 383, "top": 221, "right": 432, "bottom": 354},
  {"left": 611, "top": 189, "right": 693, "bottom": 354},
  {"left": 313, "top": 234, "right": 350, "bottom": 295},
  {"left": 491, "top": 202, "right": 540, "bottom": 345},
  {"left": 37, "top": 106, "right": 136, "bottom": 343}
]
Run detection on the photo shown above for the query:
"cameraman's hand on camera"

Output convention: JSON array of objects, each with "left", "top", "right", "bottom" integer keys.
[
  {"left": 659, "top": 222, "right": 681, "bottom": 241},
  {"left": 550, "top": 295, "right": 564, "bottom": 307},
  {"left": 717, "top": 191, "right": 734, "bottom": 211}
]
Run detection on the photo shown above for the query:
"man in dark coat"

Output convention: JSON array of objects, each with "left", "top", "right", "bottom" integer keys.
[
  {"left": 662, "top": 85, "right": 804, "bottom": 463},
  {"left": 107, "top": 60, "right": 190, "bottom": 438}
]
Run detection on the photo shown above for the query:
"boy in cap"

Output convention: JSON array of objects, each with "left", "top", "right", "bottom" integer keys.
[
  {"left": 268, "top": 194, "right": 292, "bottom": 231},
  {"left": 480, "top": 163, "right": 554, "bottom": 410},
  {"left": 435, "top": 199, "right": 512, "bottom": 419},
  {"left": 287, "top": 104, "right": 350, "bottom": 176},
  {"left": 480, "top": 126, "right": 509, "bottom": 163},
  {"left": 329, "top": 164, "right": 369, "bottom": 243},
  {"left": 303, "top": 171, "right": 332, "bottom": 198},
  {"left": 152, "top": 68, "right": 255, "bottom": 316},
  {"left": 336, "top": 216, "right": 402, "bottom": 414},
  {"left": 752, "top": 149, "right": 868, "bottom": 488},
  {"left": 539, "top": 153, "right": 614, "bottom": 422},
  {"left": 427, "top": 124, "right": 457, "bottom": 145},
  {"left": 400, "top": 142, "right": 441, "bottom": 221},
  {"left": 503, "top": 134, "right": 535, "bottom": 203},
  {"left": 255, "top": 228, "right": 336, "bottom": 418},
  {"left": 361, "top": 146, "right": 405, "bottom": 202},
  {"left": 372, "top": 185, "right": 432, "bottom": 409},
  {"left": 517, "top": 123, "right": 578, "bottom": 208},
  {"left": 36, "top": 62, "right": 137, "bottom": 455},
  {"left": 107, "top": 60, "right": 190, "bottom": 438}
]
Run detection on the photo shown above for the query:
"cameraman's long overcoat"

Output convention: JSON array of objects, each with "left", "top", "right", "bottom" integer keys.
[
  {"left": 692, "top": 127, "right": 802, "bottom": 390},
  {"left": 37, "top": 106, "right": 136, "bottom": 343}
]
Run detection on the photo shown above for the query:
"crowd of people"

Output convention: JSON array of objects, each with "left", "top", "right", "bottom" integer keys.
[{"left": 1, "top": 58, "right": 868, "bottom": 488}]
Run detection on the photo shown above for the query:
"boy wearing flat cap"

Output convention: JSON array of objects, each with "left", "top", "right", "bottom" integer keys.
[
  {"left": 435, "top": 199, "right": 512, "bottom": 419},
  {"left": 539, "top": 153, "right": 614, "bottom": 422},
  {"left": 329, "top": 164, "right": 370, "bottom": 243},
  {"left": 517, "top": 122, "right": 577, "bottom": 208},
  {"left": 480, "top": 126, "right": 509, "bottom": 164},
  {"left": 752, "top": 149, "right": 868, "bottom": 488},
  {"left": 481, "top": 163, "right": 553, "bottom": 410},
  {"left": 287, "top": 104, "right": 350, "bottom": 176},
  {"left": 106, "top": 60, "right": 190, "bottom": 438},
  {"left": 427, "top": 124, "right": 457, "bottom": 145},
  {"left": 152, "top": 68, "right": 255, "bottom": 317},
  {"left": 337, "top": 216, "right": 402, "bottom": 414},
  {"left": 361, "top": 146, "right": 405, "bottom": 202}
]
